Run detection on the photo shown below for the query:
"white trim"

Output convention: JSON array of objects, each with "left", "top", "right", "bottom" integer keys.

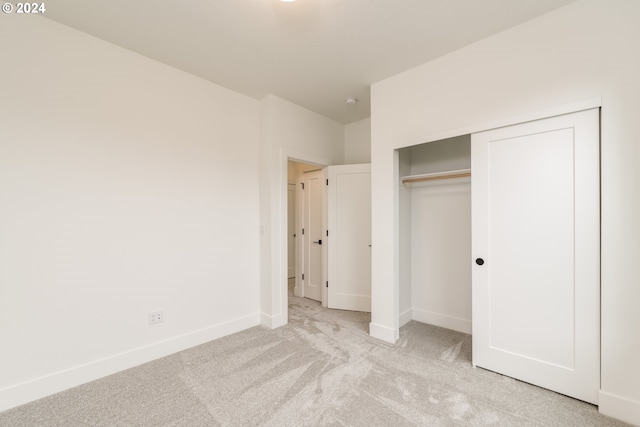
[
  {"left": 370, "top": 322, "right": 398, "bottom": 343},
  {"left": 284, "top": 149, "right": 330, "bottom": 168},
  {"left": 0, "top": 312, "right": 261, "bottom": 412},
  {"left": 412, "top": 308, "right": 472, "bottom": 335},
  {"left": 322, "top": 166, "right": 329, "bottom": 308},
  {"left": 599, "top": 390, "right": 640, "bottom": 426},
  {"left": 260, "top": 312, "right": 284, "bottom": 329},
  {"left": 399, "top": 308, "right": 413, "bottom": 327},
  {"left": 393, "top": 97, "right": 602, "bottom": 150}
]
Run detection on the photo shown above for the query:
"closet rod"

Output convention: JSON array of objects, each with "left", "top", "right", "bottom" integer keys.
[{"left": 401, "top": 169, "right": 471, "bottom": 184}]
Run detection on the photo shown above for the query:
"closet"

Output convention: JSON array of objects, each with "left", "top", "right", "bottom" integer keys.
[
  {"left": 398, "top": 108, "right": 600, "bottom": 405},
  {"left": 398, "top": 135, "right": 472, "bottom": 334}
]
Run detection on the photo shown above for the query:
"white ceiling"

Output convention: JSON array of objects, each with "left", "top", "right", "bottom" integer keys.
[{"left": 44, "top": 0, "right": 576, "bottom": 124}]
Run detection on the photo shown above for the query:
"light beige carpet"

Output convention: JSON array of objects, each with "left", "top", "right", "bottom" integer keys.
[{"left": 0, "top": 293, "right": 631, "bottom": 426}]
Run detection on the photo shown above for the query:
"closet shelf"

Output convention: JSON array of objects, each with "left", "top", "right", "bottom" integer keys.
[{"left": 401, "top": 169, "right": 471, "bottom": 183}]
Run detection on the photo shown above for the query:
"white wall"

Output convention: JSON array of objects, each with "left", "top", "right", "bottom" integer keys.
[
  {"left": 0, "top": 17, "right": 261, "bottom": 411},
  {"left": 370, "top": 0, "right": 640, "bottom": 424},
  {"left": 287, "top": 160, "right": 298, "bottom": 184},
  {"left": 401, "top": 136, "right": 472, "bottom": 333},
  {"left": 260, "top": 95, "right": 343, "bottom": 329},
  {"left": 410, "top": 178, "right": 471, "bottom": 333},
  {"left": 409, "top": 135, "right": 471, "bottom": 175},
  {"left": 344, "top": 118, "right": 371, "bottom": 164}
]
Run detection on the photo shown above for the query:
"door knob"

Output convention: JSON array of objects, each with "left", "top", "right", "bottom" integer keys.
[
  {"left": 313, "top": 240, "right": 322, "bottom": 245},
  {"left": 475, "top": 258, "right": 485, "bottom": 266}
]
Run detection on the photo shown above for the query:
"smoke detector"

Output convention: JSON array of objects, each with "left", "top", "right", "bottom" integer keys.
[{"left": 345, "top": 97, "right": 358, "bottom": 106}]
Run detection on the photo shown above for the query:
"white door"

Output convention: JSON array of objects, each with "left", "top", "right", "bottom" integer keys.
[
  {"left": 287, "top": 184, "right": 295, "bottom": 279},
  {"left": 472, "top": 108, "right": 600, "bottom": 404},
  {"left": 302, "top": 170, "right": 323, "bottom": 302},
  {"left": 327, "top": 164, "right": 371, "bottom": 312}
]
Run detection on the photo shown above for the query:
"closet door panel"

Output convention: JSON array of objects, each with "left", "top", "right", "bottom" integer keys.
[
  {"left": 488, "top": 128, "right": 575, "bottom": 365},
  {"left": 472, "top": 108, "right": 600, "bottom": 404}
]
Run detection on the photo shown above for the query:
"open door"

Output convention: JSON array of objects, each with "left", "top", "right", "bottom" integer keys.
[
  {"left": 327, "top": 164, "right": 371, "bottom": 312},
  {"left": 472, "top": 108, "right": 600, "bottom": 404}
]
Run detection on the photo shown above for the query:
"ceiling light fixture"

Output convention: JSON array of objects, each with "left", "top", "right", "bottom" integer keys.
[{"left": 345, "top": 97, "right": 358, "bottom": 106}]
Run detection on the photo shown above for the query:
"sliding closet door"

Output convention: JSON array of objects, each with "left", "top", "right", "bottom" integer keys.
[{"left": 472, "top": 108, "right": 600, "bottom": 404}]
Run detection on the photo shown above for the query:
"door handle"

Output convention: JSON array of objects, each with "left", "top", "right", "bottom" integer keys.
[
  {"left": 475, "top": 258, "right": 485, "bottom": 266},
  {"left": 313, "top": 240, "right": 322, "bottom": 245}
]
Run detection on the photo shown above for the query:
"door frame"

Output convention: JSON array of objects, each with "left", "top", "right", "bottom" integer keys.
[
  {"left": 287, "top": 183, "right": 296, "bottom": 280},
  {"left": 280, "top": 149, "right": 330, "bottom": 324}
]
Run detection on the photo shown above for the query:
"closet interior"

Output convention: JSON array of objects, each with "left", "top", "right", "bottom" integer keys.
[{"left": 398, "top": 134, "right": 472, "bottom": 334}]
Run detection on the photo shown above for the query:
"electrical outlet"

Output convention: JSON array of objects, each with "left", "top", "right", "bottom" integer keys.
[{"left": 148, "top": 310, "right": 164, "bottom": 325}]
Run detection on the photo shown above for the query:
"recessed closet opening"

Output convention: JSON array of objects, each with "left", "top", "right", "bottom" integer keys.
[
  {"left": 398, "top": 134, "right": 472, "bottom": 334},
  {"left": 396, "top": 107, "right": 600, "bottom": 405}
]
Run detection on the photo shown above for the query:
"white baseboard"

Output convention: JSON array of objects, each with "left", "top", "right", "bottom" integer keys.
[
  {"left": 0, "top": 312, "right": 261, "bottom": 413},
  {"left": 599, "top": 390, "right": 640, "bottom": 426},
  {"left": 412, "top": 308, "right": 472, "bottom": 334},
  {"left": 399, "top": 308, "right": 413, "bottom": 327},
  {"left": 369, "top": 322, "right": 398, "bottom": 344},
  {"left": 261, "top": 312, "right": 285, "bottom": 329}
]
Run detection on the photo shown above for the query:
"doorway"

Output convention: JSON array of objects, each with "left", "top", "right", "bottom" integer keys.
[
  {"left": 287, "top": 160, "right": 324, "bottom": 303},
  {"left": 286, "top": 160, "right": 373, "bottom": 313}
]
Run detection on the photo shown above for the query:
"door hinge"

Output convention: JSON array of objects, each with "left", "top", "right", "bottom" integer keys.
[
  {"left": 302, "top": 273, "right": 305, "bottom": 280},
  {"left": 326, "top": 230, "right": 329, "bottom": 237},
  {"left": 302, "top": 228, "right": 305, "bottom": 235},
  {"left": 326, "top": 281, "right": 328, "bottom": 288},
  {"left": 326, "top": 179, "right": 329, "bottom": 185},
  {"left": 301, "top": 182, "right": 304, "bottom": 190}
]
